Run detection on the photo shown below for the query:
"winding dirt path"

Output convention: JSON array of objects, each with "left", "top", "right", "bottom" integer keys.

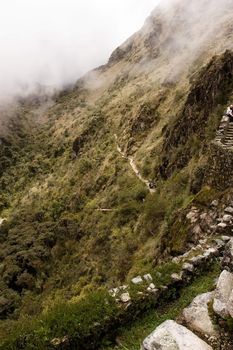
[{"left": 115, "top": 135, "right": 156, "bottom": 194}]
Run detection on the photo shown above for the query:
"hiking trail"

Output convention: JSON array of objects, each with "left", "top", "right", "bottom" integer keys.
[{"left": 114, "top": 134, "right": 156, "bottom": 194}]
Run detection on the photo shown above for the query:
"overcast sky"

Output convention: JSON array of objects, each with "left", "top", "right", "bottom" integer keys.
[{"left": 0, "top": 0, "right": 159, "bottom": 99}]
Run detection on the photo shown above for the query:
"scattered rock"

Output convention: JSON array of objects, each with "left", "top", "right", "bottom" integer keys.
[
  {"left": 141, "top": 320, "right": 213, "bottom": 350},
  {"left": 51, "top": 336, "right": 69, "bottom": 348},
  {"left": 211, "top": 200, "right": 219, "bottom": 207},
  {"left": 222, "top": 214, "right": 233, "bottom": 223},
  {"left": 186, "top": 209, "right": 199, "bottom": 223},
  {"left": 182, "top": 292, "right": 216, "bottom": 336},
  {"left": 132, "top": 276, "right": 143, "bottom": 284},
  {"left": 147, "top": 283, "right": 159, "bottom": 294},
  {"left": 225, "top": 207, "right": 233, "bottom": 215},
  {"left": 182, "top": 263, "right": 194, "bottom": 273},
  {"left": 214, "top": 239, "right": 224, "bottom": 248},
  {"left": 109, "top": 287, "right": 119, "bottom": 297},
  {"left": 189, "top": 255, "right": 205, "bottom": 266},
  {"left": 144, "top": 274, "right": 153, "bottom": 282},
  {"left": 213, "top": 270, "right": 233, "bottom": 318},
  {"left": 120, "top": 292, "right": 131, "bottom": 303},
  {"left": 171, "top": 272, "right": 183, "bottom": 282},
  {"left": 217, "top": 222, "right": 227, "bottom": 229}
]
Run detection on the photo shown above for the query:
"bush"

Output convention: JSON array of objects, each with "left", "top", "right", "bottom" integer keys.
[
  {"left": 1, "top": 290, "right": 118, "bottom": 350},
  {"left": 143, "top": 195, "right": 167, "bottom": 235},
  {"left": 116, "top": 202, "right": 140, "bottom": 226}
]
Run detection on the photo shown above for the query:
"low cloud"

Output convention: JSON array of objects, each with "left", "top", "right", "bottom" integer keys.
[{"left": 0, "top": 0, "right": 158, "bottom": 101}]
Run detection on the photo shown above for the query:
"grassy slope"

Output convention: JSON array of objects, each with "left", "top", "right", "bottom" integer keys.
[{"left": 1, "top": 2, "right": 233, "bottom": 343}]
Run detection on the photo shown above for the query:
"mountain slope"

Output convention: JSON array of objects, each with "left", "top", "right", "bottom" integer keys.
[{"left": 1, "top": 0, "right": 233, "bottom": 347}]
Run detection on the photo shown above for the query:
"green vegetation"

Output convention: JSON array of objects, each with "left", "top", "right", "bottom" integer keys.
[
  {"left": 0, "top": 28, "right": 232, "bottom": 348},
  {"left": 0, "top": 261, "right": 220, "bottom": 350},
  {"left": 104, "top": 263, "right": 220, "bottom": 350}
]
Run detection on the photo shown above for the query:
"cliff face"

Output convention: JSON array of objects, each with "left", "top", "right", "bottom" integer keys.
[{"left": 1, "top": 0, "right": 233, "bottom": 345}]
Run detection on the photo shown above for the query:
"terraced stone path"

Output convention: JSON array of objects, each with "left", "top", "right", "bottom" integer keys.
[{"left": 215, "top": 117, "right": 233, "bottom": 148}]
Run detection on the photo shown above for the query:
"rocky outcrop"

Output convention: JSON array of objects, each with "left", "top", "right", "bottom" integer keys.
[
  {"left": 213, "top": 270, "right": 233, "bottom": 318},
  {"left": 158, "top": 50, "right": 233, "bottom": 180},
  {"left": 162, "top": 193, "right": 233, "bottom": 257},
  {"left": 182, "top": 292, "right": 216, "bottom": 336},
  {"left": 141, "top": 320, "right": 212, "bottom": 350}
]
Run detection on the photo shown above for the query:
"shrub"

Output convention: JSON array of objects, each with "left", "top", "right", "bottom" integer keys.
[
  {"left": 1, "top": 290, "right": 118, "bottom": 350},
  {"left": 143, "top": 195, "right": 167, "bottom": 235}
]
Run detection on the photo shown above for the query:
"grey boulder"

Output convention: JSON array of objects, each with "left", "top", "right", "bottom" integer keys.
[
  {"left": 141, "top": 320, "right": 212, "bottom": 350},
  {"left": 182, "top": 292, "right": 216, "bottom": 336},
  {"left": 213, "top": 270, "right": 233, "bottom": 318}
]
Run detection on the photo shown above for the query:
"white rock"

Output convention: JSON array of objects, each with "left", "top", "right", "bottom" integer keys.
[
  {"left": 109, "top": 287, "right": 119, "bottom": 297},
  {"left": 225, "top": 207, "right": 233, "bottom": 214},
  {"left": 147, "top": 283, "right": 159, "bottom": 294},
  {"left": 213, "top": 270, "right": 233, "bottom": 318},
  {"left": 214, "top": 239, "right": 224, "bottom": 248},
  {"left": 217, "top": 222, "right": 227, "bottom": 229},
  {"left": 189, "top": 255, "right": 205, "bottom": 266},
  {"left": 183, "top": 292, "right": 216, "bottom": 336},
  {"left": 221, "top": 236, "right": 231, "bottom": 242},
  {"left": 222, "top": 214, "right": 233, "bottom": 223},
  {"left": 141, "top": 320, "right": 213, "bottom": 350},
  {"left": 119, "top": 285, "right": 128, "bottom": 290},
  {"left": 120, "top": 292, "right": 131, "bottom": 303},
  {"left": 182, "top": 263, "right": 194, "bottom": 272},
  {"left": 186, "top": 210, "right": 199, "bottom": 223},
  {"left": 210, "top": 200, "right": 219, "bottom": 207},
  {"left": 132, "top": 276, "right": 143, "bottom": 284},
  {"left": 144, "top": 274, "right": 153, "bottom": 282},
  {"left": 171, "top": 273, "right": 183, "bottom": 282},
  {"left": 148, "top": 283, "right": 156, "bottom": 289}
]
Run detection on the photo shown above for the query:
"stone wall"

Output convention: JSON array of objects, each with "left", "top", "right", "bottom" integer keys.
[{"left": 205, "top": 142, "right": 233, "bottom": 190}]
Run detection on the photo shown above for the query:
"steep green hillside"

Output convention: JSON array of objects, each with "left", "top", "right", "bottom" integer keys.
[{"left": 1, "top": 1, "right": 233, "bottom": 348}]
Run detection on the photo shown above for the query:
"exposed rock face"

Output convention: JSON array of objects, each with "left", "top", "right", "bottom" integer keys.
[
  {"left": 141, "top": 320, "right": 212, "bottom": 350},
  {"left": 213, "top": 270, "right": 233, "bottom": 318},
  {"left": 182, "top": 292, "right": 216, "bottom": 336},
  {"left": 160, "top": 50, "right": 233, "bottom": 180},
  {"left": 206, "top": 143, "right": 233, "bottom": 190}
]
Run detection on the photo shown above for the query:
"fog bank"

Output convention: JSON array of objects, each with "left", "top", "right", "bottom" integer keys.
[{"left": 0, "top": 0, "right": 158, "bottom": 100}]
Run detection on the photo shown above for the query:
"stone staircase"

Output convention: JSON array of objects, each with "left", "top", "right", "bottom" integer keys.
[{"left": 215, "top": 116, "right": 233, "bottom": 148}]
